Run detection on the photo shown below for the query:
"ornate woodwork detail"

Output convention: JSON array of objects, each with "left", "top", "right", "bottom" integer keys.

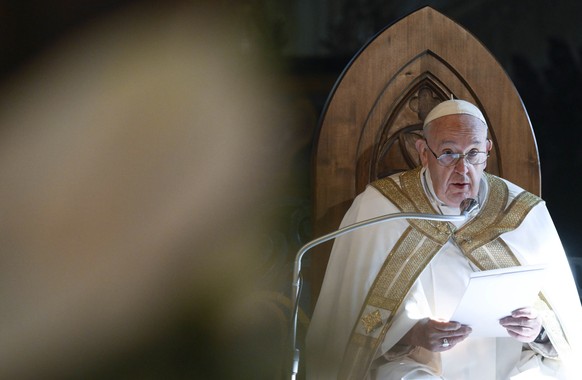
[{"left": 312, "top": 6, "right": 538, "bottom": 309}]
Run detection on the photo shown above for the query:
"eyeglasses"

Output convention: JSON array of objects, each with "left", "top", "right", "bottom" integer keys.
[{"left": 425, "top": 140, "right": 489, "bottom": 167}]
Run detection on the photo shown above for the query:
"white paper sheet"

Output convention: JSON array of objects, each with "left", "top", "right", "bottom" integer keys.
[{"left": 449, "top": 264, "right": 546, "bottom": 337}]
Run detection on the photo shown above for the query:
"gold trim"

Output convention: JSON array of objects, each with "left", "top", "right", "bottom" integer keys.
[
  {"left": 361, "top": 310, "right": 383, "bottom": 334},
  {"left": 456, "top": 175, "right": 541, "bottom": 269},
  {"left": 534, "top": 294, "right": 571, "bottom": 356}
]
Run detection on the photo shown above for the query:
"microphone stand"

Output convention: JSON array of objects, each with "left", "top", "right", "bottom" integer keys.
[{"left": 289, "top": 198, "right": 478, "bottom": 379}]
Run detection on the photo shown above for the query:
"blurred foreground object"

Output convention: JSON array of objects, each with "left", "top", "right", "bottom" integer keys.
[{"left": 0, "top": 2, "right": 285, "bottom": 378}]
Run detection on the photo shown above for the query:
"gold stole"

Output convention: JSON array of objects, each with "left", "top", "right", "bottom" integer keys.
[{"left": 339, "top": 167, "right": 544, "bottom": 379}]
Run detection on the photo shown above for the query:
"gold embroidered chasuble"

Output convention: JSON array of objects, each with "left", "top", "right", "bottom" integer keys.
[{"left": 338, "top": 167, "right": 544, "bottom": 379}]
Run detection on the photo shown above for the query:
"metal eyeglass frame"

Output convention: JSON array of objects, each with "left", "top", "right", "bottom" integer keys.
[{"left": 424, "top": 140, "right": 489, "bottom": 167}]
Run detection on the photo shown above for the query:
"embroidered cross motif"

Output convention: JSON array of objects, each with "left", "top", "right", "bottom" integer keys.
[
  {"left": 456, "top": 234, "right": 472, "bottom": 244},
  {"left": 361, "top": 309, "right": 383, "bottom": 334}
]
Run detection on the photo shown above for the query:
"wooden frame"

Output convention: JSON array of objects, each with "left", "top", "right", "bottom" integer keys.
[{"left": 310, "top": 6, "right": 540, "bottom": 305}]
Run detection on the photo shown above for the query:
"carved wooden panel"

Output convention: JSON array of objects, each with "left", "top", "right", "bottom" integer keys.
[{"left": 310, "top": 6, "right": 540, "bottom": 305}]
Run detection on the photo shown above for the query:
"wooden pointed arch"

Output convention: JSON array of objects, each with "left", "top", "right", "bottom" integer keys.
[{"left": 310, "top": 6, "right": 540, "bottom": 303}]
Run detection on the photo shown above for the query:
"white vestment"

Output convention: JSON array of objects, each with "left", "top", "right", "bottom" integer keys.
[{"left": 306, "top": 169, "right": 582, "bottom": 379}]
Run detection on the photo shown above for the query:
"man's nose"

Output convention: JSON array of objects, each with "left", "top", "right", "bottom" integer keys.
[{"left": 454, "top": 156, "right": 469, "bottom": 174}]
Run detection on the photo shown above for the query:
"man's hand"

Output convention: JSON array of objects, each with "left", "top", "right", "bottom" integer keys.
[
  {"left": 400, "top": 318, "right": 472, "bottom": 352},
  {"left": 499, "top": 307, "right": 542, "bottom": 342}
]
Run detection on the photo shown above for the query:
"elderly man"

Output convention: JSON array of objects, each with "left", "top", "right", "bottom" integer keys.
[{"left": 306, "top": 99, "right": 582, "bottom": 379}]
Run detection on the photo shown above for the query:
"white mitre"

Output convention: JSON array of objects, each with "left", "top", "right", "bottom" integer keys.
[{"left": 423, "top": 99, "right": 487, "bottom": 128}]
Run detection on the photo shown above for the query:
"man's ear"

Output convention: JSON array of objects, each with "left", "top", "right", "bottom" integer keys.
[
  {"left": 415, "top": 138, "right": 428, "bottom": 167},
  {"left": 483, "top": 138, "right": 492, "bottom": 170}
]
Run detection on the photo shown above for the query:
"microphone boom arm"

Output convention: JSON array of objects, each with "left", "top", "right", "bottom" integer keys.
[{"left": 289, "top": 197, "right": 478, "bottom": 379}]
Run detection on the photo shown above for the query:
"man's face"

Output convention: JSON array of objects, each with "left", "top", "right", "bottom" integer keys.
[{"left": 416, "top": 114, "right": 491, "bottom": 208}]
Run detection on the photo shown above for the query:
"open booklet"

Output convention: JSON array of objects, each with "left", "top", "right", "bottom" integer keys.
[{"left": 449, "top": 264, "right": 546, "bottom": 337}]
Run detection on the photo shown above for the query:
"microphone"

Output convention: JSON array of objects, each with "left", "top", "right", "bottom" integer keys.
[
  {"left": 289, "top": 198, "right": 478, "bottom": 379},
  {"left": 460, "top": 197, "right": 479, "bottom": 216}
]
